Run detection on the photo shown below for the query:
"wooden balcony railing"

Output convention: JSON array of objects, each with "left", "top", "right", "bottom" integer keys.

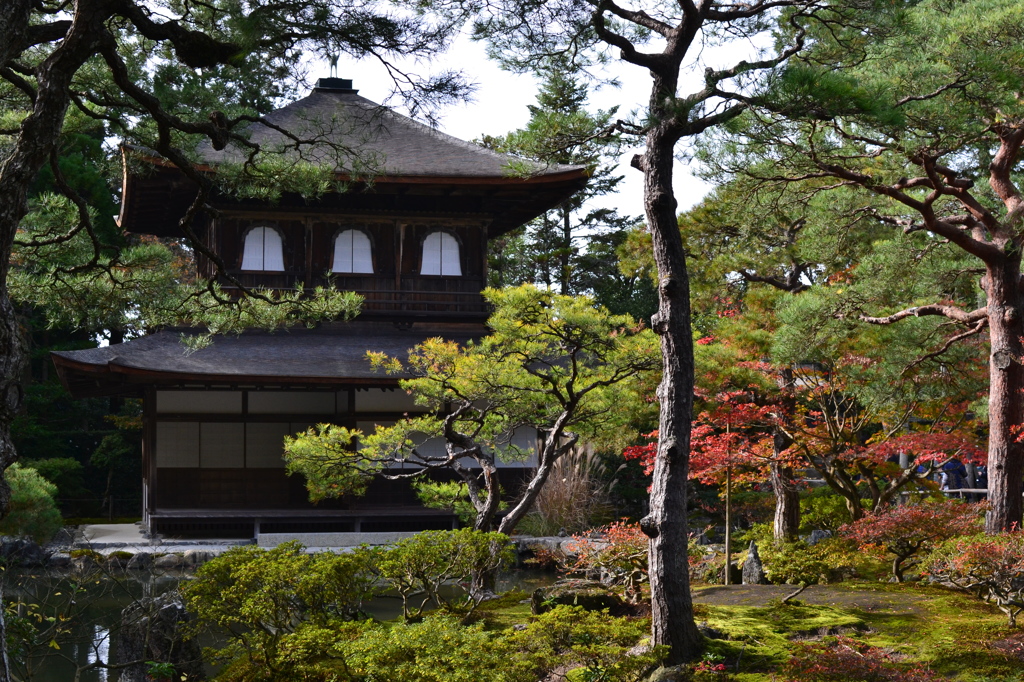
[{"left": 219, "top": 272, "right": 490, "bottom": 319}]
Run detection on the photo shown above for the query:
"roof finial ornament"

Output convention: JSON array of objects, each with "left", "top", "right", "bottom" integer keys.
[{"left": 329, "top": 54, "right": 339, "bottom": 78}]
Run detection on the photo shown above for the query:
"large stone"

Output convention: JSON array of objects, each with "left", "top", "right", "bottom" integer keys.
[
  {"left": 113, "top": 591, "right": 205, "bottom": 682},
  {"left": 0, "top": 537, "right": 48, "bottom": 567},
  {"left": 807, "top": 529, "right": 833, "bottom": 546},
  {"left": 531, "top": 579, "right": 626, "bottom": 615},
  {"left": 153, "top": 554, "right": 184, "bottom": 569},
  {"left": 105, "top": 553, "right": 132, "bottom": 571},
  {"left": 183, "top": 549, "right": 216, "bottom": 567},
  {"left": 644, "top": 665, "right": 689, "bottom": 682},
  {"left": 127, "top": 552, "right": 153, "bottom": 571},
  {"left": 742, "top": 540, "right": 768, "bottom": 585},
  {"left": 48, "top": 552, "right": 71, "bottom": 570}
]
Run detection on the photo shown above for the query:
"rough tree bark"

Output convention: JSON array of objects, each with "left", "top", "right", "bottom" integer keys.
[
  {"left": 638, "top": 102, "right": 704, "bottom": 662},
  {"left": 770, "top": 460, "right": 800, "bottom": 542},
  {"left": 585, "top": 0, "right": 810, "bottom": 662},
  {"left": 771, "top": 368, "right": 799, "bottom": 541},
  {"left": 981, "top": 257, "right": 1024, "bottom": 532}
]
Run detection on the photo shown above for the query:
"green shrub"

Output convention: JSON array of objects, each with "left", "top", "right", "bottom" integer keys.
[
  {"left": 745, "top": 524, "right": 859, "bottom": 585},
  {"left": 225, "top": 608, "right": 659, "bottom": 682},
  {"left": 183, "top": 541, "right": 378, "bottom": 673},
  {"left": 502, "top": 605, "right": 665, "bottom": 682},
  {"left": 338, "top": 616, "right": 509, "bottom": 682},
  {"left": 371, "top": 529, "right": 514, "bottom": 618},
  {"left": 69, "top": 548, "right": 103, "bottom": 561},
  {"left": 800, "top": 488, "right": 860, "bottom": 534},
  {"left": 0, "top": 463, "right": 63, "bottom": 544}
]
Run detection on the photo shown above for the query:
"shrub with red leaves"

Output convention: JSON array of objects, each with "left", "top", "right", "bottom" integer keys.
[
  {"left": 565, "top": 521, "right": 649, "bottom": 602},
  {"left": 839, "top": 501, "right": 984, "bottom": 582},
  {"left": 783, "top": 637, "right": 943, "bottom": 681},
  {"left": 927, "top": 531, "right": 1024, "bottom": 627}
]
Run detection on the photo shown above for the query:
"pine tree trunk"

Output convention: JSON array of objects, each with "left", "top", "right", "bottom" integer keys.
[
  {"left": 770, "top": 460, "right": 800, "bottom": 542},
  {"left": 983, "top": 261, "right": 1024, "bottom": 532},
  {"left": 0, "top": 294, "right": 22, "bottom": 520},
  {"left": 639, "top": 117, "right": 702, "bottom": 664},
  {"left": 772, "top": 369, "right": 800, "bottom": 541}
]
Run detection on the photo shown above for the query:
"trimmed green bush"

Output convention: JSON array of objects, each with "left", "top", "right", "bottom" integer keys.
[{"left": 0, "top": 463, "right": 63, "bottom": 544}]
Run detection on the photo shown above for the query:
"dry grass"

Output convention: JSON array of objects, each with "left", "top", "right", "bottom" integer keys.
[{"left": 521, "top": 445, "right": 616, "bottom": 536}]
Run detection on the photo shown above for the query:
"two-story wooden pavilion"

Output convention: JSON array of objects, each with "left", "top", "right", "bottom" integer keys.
[{"left": 51, "top": 78, "right": 588, "bottom": 538}]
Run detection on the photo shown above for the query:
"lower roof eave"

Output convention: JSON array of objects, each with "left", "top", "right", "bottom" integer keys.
[{"left": 52, "top": 355, "right": 404, "bottom": 399}]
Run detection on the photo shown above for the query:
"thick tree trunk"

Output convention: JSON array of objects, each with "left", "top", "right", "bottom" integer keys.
[
  {"left": 983, "top": 261, "right": 1024, "bottom": 532},
  {"left": 772, "top": 370, "right": 800, "bottom": 541},
  {"left": 770, "top": 460, "right": 800, "bottom": 542},
  {"left": 639, "top": 120, "right": 702, "bottom": 664},
  {"left": 0, "top": 294, "right": 21, "bottom": 519}
]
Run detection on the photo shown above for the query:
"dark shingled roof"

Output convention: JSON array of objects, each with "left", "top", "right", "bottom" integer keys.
[
  {"left": 51, "top": 322, "right": 485, "bottom": 397},
  {"left": 197, "top": 81, "right": 579, "bottom": 179}
]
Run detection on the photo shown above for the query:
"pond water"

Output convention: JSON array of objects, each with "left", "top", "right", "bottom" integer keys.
[{"left": 5, "top": 567, "right": 555, "bottom": 682}]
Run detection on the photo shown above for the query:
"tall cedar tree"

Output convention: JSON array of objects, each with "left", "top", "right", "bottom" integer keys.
[{"left": 482, "top": 63, "right": 637, "bottom": 296}]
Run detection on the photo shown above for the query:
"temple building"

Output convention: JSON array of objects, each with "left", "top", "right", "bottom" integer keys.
[{"left": 51, "top": 78, "right": 588, "bottom": 538}]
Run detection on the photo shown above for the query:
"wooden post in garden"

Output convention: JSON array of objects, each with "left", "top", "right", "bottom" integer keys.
[{"left": 724, "top": 460, "right": 732, "bottom": 586}]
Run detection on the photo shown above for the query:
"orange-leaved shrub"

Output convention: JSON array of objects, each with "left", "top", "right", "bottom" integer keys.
[
  {"left": 926, "top": 531, "right": 1024, "bottom": 627},
  {"left": 839, "top": 501, "right": 984, "bottom": 582}
]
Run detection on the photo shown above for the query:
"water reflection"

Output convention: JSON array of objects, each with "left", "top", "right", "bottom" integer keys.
[
  {"left": 5, "top": 568, "right": 188, "bottom": 682},
  {"left": 85, "top": 627, "right": 109, "bottom": 682},
  {"left": 6, "top": 566, "right": 554, "bottom": 682}
]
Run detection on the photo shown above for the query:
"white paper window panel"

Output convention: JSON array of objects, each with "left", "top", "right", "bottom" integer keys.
[
  {"left": 200, "top": 423, "right": 244, "bottom": 468},
  {"left": 240, "top": 226, "right": 285, "bottom": 271},
  {"left": 156, "top": 422, "right": 199, "bottom": 468},
  {"left": 333, "top": 230, "right": 374, "bottom": 273},
  {"left": 245, "top": 423, "right": 291, "bottom": 468},
  {"left": 354, "top": 389, "right": 420, "bottom": 413},
  {"left": 420, "top": 232, "right": 462, "bottom": 276},
  {"left": 156, "top": 391, "right": 242, "bottom": 414},
  {"left": 248, "top": 391, "right": 337, "bottom": 414}
]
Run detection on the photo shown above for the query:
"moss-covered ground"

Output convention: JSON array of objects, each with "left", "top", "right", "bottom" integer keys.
[
  {"left": 692, "top": 582, "right": 1024, "bottom": 680},
  {"left": 472, "top": 582, "right": 1024, "bottom": 680}
]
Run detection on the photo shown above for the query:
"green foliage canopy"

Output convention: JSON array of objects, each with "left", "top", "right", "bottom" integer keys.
[{"left": 285, "top": 284, "right": 659, "bottom": 533}]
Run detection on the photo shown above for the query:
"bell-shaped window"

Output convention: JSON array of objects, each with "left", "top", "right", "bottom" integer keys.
[
  {"left": 332, "top": 229, "right": 374, "bottom": 274},
  {"left": 420, "top": 231, "right": 461, "bottom": 276},
  {"left": 240, "top": 226, "right": 285, "bottom": 271}
]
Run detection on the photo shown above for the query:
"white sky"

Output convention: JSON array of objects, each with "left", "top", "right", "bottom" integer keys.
[{"left": 327, "top": 30, "right": 762, "bottom": 221}]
